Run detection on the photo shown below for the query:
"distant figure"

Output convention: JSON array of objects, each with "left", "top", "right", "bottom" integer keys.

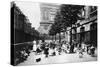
[
  {"left": 90, "top": 44, "right": 95, "bottom": 57},
  {"left": 62, "top": 42, "right": 67, "bottom": 53},
  {"left": 58, "top": 45, "right": 62, "bottom": 55},
  {"left": 36, "top": 48, "right": 42, "bottom": 54},
  {"left": 44, "top": 46, "right": 49, "bottom": 57},
  {"left": 78, "top": 43, "right": 83, "bottom": 58},
  {"left": 81, "top": 42, "right": 86, "bottom": 52},
  {"left": 32, "top": 41, "right": 37, "bottom": 52}
]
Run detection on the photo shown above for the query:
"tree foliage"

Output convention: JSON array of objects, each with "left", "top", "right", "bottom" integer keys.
[
  {"left": 49, "top": 11, "right": 62, "bottom": 36},
  {"left": 49, "top": 4, "right": 84, "bottom": 42},
  {"left": 60, "top": 4, "right": 84, "bottom": 29}
]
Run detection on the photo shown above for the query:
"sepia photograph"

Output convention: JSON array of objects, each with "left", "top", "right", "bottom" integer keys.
[{"left": 11, "top": 1, "right": 97, "bottom": 66}]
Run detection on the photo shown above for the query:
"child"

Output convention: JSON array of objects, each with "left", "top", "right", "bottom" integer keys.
[
  {"left": 78, "top": 48, "right": 83, "bottom": 58},
  {"left": 78, "top": 43, "right": 83, "bottom": 58}
]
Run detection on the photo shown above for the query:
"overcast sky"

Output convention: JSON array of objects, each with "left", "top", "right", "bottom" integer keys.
[{"left": 15, "top": 1, "right": 41, "bottom": 30}]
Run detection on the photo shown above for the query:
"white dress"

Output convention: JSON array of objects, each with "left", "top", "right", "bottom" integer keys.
[{"left": 33, "top": 44, "right": 37, "bottom": 51}]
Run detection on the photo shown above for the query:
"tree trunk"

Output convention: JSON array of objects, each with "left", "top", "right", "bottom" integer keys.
[
  {"left": 59, "top": 33, "right": 61, "bottom": 43},
  {"left": 74, "top": 25, "right": 77, "bottom": 42},
  {"left": 64, "top": 28, "right": 67, "bottom": 41},
  {"left": 70, "top": 27, "right": 72, "bottom": 46},
  {"left": 55, "top": 34, "right": 56, "bottom": 41},
  {"left": 52, "top": 36, "right": 53, "bottom": 41}
]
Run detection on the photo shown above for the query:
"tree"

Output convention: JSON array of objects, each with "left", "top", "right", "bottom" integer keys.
[
  {"left": 53, "top": 11, "right": 63, "bottom": 43},
  {"left": 49, "top": 23, "right": 57, "bottom": 41},
  {"left": 49, "top": 4, "right": 84, "bottom": 44},
  {"left": 60, "top": 4, "right": 84, "bottom": 45}
]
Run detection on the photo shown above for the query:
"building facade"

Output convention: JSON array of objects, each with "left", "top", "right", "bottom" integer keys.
[
  {"left": 11, "top": 2, "right": 36, "bottom": 44},
  {"left": 71, "top": 6, "right": 97, "bottom": 47}
]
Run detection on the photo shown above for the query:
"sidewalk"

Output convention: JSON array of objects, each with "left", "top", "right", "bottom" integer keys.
[{"left": 18, "top": 51, "right": 97, "bottom": 66}]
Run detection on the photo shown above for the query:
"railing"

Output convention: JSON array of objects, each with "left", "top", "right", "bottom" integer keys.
[{"left": 13, "top": 41, "right": 33, "bottom": 45}]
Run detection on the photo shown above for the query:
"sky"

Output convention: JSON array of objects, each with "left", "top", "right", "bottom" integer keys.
[{"left": 15, "top": 1, "right": 41, "bottom": 30}]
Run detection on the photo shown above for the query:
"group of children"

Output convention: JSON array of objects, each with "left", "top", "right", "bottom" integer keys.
[{"left": 32, "top": 40, "right": 96, "bottom": 62}]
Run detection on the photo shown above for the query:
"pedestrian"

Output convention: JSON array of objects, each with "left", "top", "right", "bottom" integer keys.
[
  {"left": 81, "top": 42, "right": 86, "bottom": 52},
  {"left": 44, "top": 46, "right": 49, "bottom": 57},
  {"left": 58, "top": 46, "right": 62, "bottom": 55},
  {"left": 32, "top": 41, "right": 37, "bottom": 55},
  {"left": 49, "top": 48, "right": 53, "bottom": 56},
  {"left": 86, "top": 43, "right": 91, "bottom": 54},
  {"left": 36, "top": 47, "right": 42, "bottom": 54},
  {"left": 90, "top": 44, "right": 95, "bottom": 57},
  {"left": 78, "top": 43, "right": 83, "bottom": 58}
]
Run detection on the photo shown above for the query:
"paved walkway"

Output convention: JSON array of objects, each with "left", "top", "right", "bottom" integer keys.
[{"left": 18, "top": 51, "right": 97, "bottom": 66}]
